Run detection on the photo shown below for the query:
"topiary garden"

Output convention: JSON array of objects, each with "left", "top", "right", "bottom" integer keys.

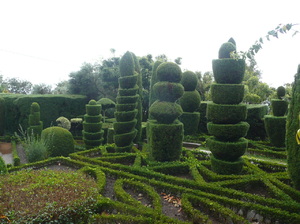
[{"left": 1, "top": 50, "right": 300, "bottom": 223}]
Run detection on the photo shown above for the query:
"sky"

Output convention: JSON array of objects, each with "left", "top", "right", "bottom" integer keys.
[{"left": 0, "top": 0, "right": 299, "bottom": 88}]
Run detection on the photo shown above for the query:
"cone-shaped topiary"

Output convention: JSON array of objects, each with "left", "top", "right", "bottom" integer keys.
[
  {"left": 27, "top": 102, "right": 43, "bottom": 138},
  {"left": 207, "top": 39, "right": 249, "bottom": 175},
  {"left": 114, "top": 51, "right": 139, "bottom": 152},
  {"left": 178, "top": 71, "right": 201, "bottom": 135},
  {"left": 286, "top": 64, "right": 300, "bottom": 190},
  {"left": 41, "top": 126, "right": 74, "bottom": 157},
  {"left": 148, "top": 62, "right": 184, "bottom": 161},
  {"left": 82, "top": 99, "right": 104, "bottom": 149}
]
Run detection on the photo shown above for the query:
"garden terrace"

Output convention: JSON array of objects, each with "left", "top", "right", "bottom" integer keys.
[{"left": 1, "top": 140, "right": 300, "bottom": 224}]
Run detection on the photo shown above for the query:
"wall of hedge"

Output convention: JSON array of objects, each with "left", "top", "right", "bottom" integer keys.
[{"left": 0, "top": 94, "right": 87, "bottom": 134}]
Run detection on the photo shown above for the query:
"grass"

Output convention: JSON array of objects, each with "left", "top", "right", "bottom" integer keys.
[{"left": 0, "top": 169, "right": 98, "bottom": 223}]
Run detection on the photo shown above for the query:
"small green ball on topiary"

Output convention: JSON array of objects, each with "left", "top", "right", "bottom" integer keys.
[
  {"left": 156, "top": 62, "right": 182, "bottom": 82},
  {"left": 181, "top": 71, "right": 198, "bottom": 91},
  {"left": 41, "top": 126, "right": 75, "bottom": 157},
  {"left": 89, "top": 100, "right": 97, "bottom": 105},
  {"left": 178, "top": 90, "right": 201, "bottom": 112},
  {"left": 31, "top": 102, "right": 40, "bottom": 113},
  {"left": 277, "top": 86, "right": 286, "bottom": 99},
  {"left": 218, "top": 42, "right": 236, "bottom": 59}
]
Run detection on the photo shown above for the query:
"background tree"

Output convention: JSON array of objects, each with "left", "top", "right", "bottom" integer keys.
[
  {"left": 53, "top": 81, "right": 70, "bottom": 94},
  {"left": 31, "top": 83, "right": 53, "bottom": 94},
  {"left": 3, "top": 77, "right": 32, "bottom": 94},
  {"left": 196, "top": 71, "right": 214, "bottom": 101}
]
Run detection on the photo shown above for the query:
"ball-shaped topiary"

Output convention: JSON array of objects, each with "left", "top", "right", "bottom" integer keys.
[
  {"left": 149, "top": 101, "right": 183, "bottom": 124},
  {"left": 181, "top": 71, "right": 198, "bottom": 91},
  {"left": 277, "top": 86, "right": 286, "bottom": 99},
  {"left": 41, "top": 126, "right": 75, "bottom": 157},
  {"left": 156, "top": 62, "right": 182, "bottom": 82},
  {"left": 178, "top": 90, "right": 201, "bottom": 112},
  {"left": 218, "top": 42, "right": 236, "bottom": 59}
]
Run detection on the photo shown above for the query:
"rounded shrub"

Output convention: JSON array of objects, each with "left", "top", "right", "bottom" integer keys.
[
  {"left": 156, "top": 62, "right": 182, "bottom": 82},
  {"left": 153, "top": 82, "right": 184, "bottom": 102},
  {"left": 41, "top": 126, "right": 75, "bottom": 157},
  {"left": 207, "top": 121, "right": 249, "bottom": 141},
  {"left": 211, "top": 84, "right": 244, "bottom": 104},
  {"left": 210, "top": 156, "right": 244, "bottom": 175},
  {"left": 149, "top": 101, "right": 183, "bottom": 124},
  {"left": 212, "top": 59, "right": 245, "bottom": 84},
  {"left": 119, "top": 74, "right": 138, "bottom": 89},
  {"left": 178, "top": 90, "right": 201, "bottom": 112},
  {"left": 218, "top": 42, "right": 236, "bottom": 59},
  {"left": 207, "top": 137, "right": 248, "bottom": 161},
  {"left": 277, "top": 86, "right": 286, "bottom": 99},
  {"left": 207, "top": 103, "right": 247, "bottom": 124},
  {"left": 181, "top": 71, "right": 198, "bottom": 91},
  {"left": 119, "top": 51, "right": 135, "bottom": 77}
]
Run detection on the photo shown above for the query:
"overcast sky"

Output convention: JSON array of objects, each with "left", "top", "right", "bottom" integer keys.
[{"left": 0, "top": 0, "right": 299, "bottom": 88}]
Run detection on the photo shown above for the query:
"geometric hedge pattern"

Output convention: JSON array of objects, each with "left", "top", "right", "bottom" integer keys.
[{"left": 7, "top": 142, "right": 300, "bottom": 224}]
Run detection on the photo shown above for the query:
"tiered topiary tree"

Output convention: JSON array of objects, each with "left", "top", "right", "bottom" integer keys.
[
  {"left": 264, "top": 86, "right": 288, "bottom": 147},
  {"left": 82, "top": 100, "right": 104, "bottom": 149},
  {"left": 178, "top": 71, "right": 201, "bottom": 135},
  {"left": 207, "top": 39, "right": 249, "bottom": 174},
  {"left": 27, "top": 102, "right": 43, "bottom": 138},
  {"left": 0, "top": 97, "right": 5, "bottom": 136},
  {"left": 286, "top": 65, "right": 300, "bottom": 190},
  {"left": 148, "top": 60, "right": 163, "bottom": 115},
  {"left": 41, "top": 126, "right": 74, "bottom": 157},
  {"left": 148, "top": 62, "right": 184, "bottom": 161},
  {"left": 114, "top": 51, "right": 139, "bottom": 152}
]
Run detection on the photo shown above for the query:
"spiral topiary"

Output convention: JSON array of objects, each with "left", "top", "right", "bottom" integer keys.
[
  {"left": 178, "top": 71, "right": 201, "bottom": 135},
  {"left": 27, "top": 102, "right": 43, "bottom": 138},
  {"left": 114, "top": 51, "right": 139, "bottom": 152},
  {"left": 148, "top": 62, "right": 184, "bottom": 161},
  {"left": 82, "top": 99, "right": 104, "bottom": 149},
  {"left": 207, "top": 39, "right": 249, "bottom": 175},
  {"left": 41, "top": 126, "right": 74, "bottom": 157}
]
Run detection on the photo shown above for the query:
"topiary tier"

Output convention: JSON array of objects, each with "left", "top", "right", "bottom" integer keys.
[
  {"left": 27, "top": 102, "right": 43, "bottom": 138},
  {"left": 82, "top": 100, "right": 104, "bottom": 149},
  {"left": 148, "top": 62, "right": 184, "bottom": 161},
  {"left": 207, "top": 38, "right": 249, "bottom": 175},
  {"left": 178, "top": 71, "right": 201, "bottom": 135},
  {"left": 264, "top": 86, "right": 288, "bottom": 147}
]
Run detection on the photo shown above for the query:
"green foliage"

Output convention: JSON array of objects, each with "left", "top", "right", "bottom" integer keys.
[
  {"left": 178, "top": 90, "right": 201, "bottom": 112},
  {"left": 115, "top": 109, "right": 138, "bottom": 122},
  {"left": 56, "top": 116, "right": 71, "bottom": 130},
  {"left": 41, "top": 126, "right": 75, "bottom": 157},
  {"left": 264, "top": 115, "right": 286, "bottom": 147},
  {"left": 153, "top": 82, "right": 184, "bottom": 102},
  {"left": 113, "top": 119, "right": 137, "bottom": 134},
  {"left": 218, "top": 42, "right": 236, "bottom": 59},
  {"left": 210, "top": 156, "right": 244, "bottom": 175},
  {"left": 97, "top": 97, "right": 116, "bottom": 111},
  {"left": 277, "top": 86, "right": 286, "bottom": 99},
  {"left": 149, "top": 101, "right": 183, "bottom": 124},
  {"left": 119, "top": 74, "right": 139, "bottom": 89},
  {"left": 116, "top": 95, "right": 139, "bottom": 104},
  {"left": 119, "top": 51, "right": 135, "bottom": 77},
  {"left": 181, "top": 71, "right": 198, "bottom": 91},
  {"left": 178, "top": 112, "right": 200, "bottom": 135},
  {"left": 27, "top": 102, "right": 43, "bottom": 137},
  {"left": 286, "top": 64, "right": 300, "bottom": 190},
  {"left": 246, "top": 104, "right": 268, "bottom": 140},
  {"left": 0, "top": 156, "right": 8, "bottom": 174},
  {"left": 118, "top": 86, "right": 138, "bottom": 96},
  {"left": 271, "top": 99, "right": 288, "bottom": 116},
  {"left": 212, "top": 59, "right": 246, "bottom": 84},
  {"left": 244, "top": 93, "right": 261, "bottom": 104},
  {"left": 156, "top": 62, "right": 182, "bottom": 82},
  {"left": 114, "top": 130, "right": 137, "bottom": 147},
  {"left": 228, "top": 37, "right": 236, "bottom": 46},
  {"left": 211, "top": 84, "right": 244, "bottom": 104},
  {"left": 207, "top": 121, "right": 249, "bottom": 141},
  {"left": 0, "top": 97, "right": 5, "bottom": 135},
  {"left": 207, "top": 103, "right": 247, "bottom": 124},
  {"left": 31, "top": 83, "right": 52, "bottom": 94},
  {"left": 149, "top": 60, "right": 163, "bottom": 108}
]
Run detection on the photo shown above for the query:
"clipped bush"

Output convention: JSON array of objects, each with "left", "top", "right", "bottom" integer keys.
[
  {"left": 271, "top": 99, "right": 288, "bottom": 116},
  {"left": 218, "top": 42, "right": 236, "bottom": 59},
  {"left": 115, "top": 109, "right": 138, "bottom": 122},
  {"left": 153, "top": 82, "right": 184, "bottom": 102},
  {"left": 56, "top": 116, "right": 71, "bottom": 130},
  {"left": 116, "top": 103, "right": 137, "bottom": 112},
  {"left": 210, "top": 156, "right": 244, "bottom": 175},
  {"left": 113, "top": 119, "right": 137, "bottom": 134},
  {"left": 118, "top": 86, "right": 139, "bottom": 96},
  {"left": 277, "top": 86, "right": 286, "bottom": 99},
  {"left": 211, "top": 84, "right": 244, "bottom": 104},
  {"left": 119, "top": 74, "right": 139, "bottom": 89},
  {"left": 27, "top": 102, "right": 43, "bottom": 137},
  {"left": 156, "top": 62, "right": 182, "bottom": 82},
  {"left": 178, "top": 90, "right": 201, "bottom": 112},
  {"left": 41, "top": 126, "right": 75, "bottom": 157},
  {"left": 178, "top": 112, "right": 200, "bottom": 135},
  {"left": 116, "top": 95, "right": 139, "bottom": 104},
  {"left": 149, "top": 60, "right": 163, "bottom": 108},
  {"left": 119, "top": 51, "right": 135, "bottom": 77},
  {"left": 0, "top": 156, "right": 7, "bottom": 174},
  {"left": 212, "top": 59, "right": 245, "bottom": 84},
  {"left": 264, "top": 115, "right": 287, "bottom": 147},
  {"left": 181, "top": 71, "right": 198, "bottom": 91},
  {"left": 0, "top": 97, "right": 5, "bottom": 136},
  {"left": 114, "top": 129, "right": 137, "bottom": 147},
  {"left": 149, "top": 101, "right": 183, "bottom": 124}
]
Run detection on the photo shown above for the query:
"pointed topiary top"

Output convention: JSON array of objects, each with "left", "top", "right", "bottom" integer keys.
[
  {"left": 228, "top": 37, "right": 236, "bottom": 46},
  {"left": 119, "top": 51, "right": 135, "bottom": 77}
]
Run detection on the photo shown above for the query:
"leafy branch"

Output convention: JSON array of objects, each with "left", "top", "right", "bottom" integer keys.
[{"left": 231, "top": 23, "right": 299, "bottom": 61}]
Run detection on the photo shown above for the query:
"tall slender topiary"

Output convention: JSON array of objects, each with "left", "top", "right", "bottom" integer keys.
[
  {"left": 178, "top": 71, "right": 201, "bottom": 135},
  {"left": 286, "top": 65, "right": 300, "bottom": 190},
  {"left": 149, "top": 60, "right": 163, "bottom": 113},
  {"left": 114, "top": 51, "right": 139, "bottom": 152},
  {"left": 148, "top": 62, "right": 184, "bottom": 161},
  {"left": 82, "top": 100, "right": 104, "bottom": 149},
  {"left": 207, "top": 38, "right": 249, "bottom": 175},
  {"left": 0, "top": 97, "right": 5, "bottom": 136},
  {"left": 264, "top": 86, "right": 288, "bottom": 147},
  {"left": 27, "top": 102, "right": 43, "bottom": 138}
]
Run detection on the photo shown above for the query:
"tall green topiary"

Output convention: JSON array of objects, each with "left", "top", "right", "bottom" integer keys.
[
  {"left": 207, "top": 39, "right": 249, "bottom": 175},
  {"left": 114, "top": 51, "right": 139, "bottom": 152},
  {"left": 27, "top": 102, "right": 43, "bottom": 138},
  {"left": 286, "top": 65, "right": 300, "bottom": 190},
  {"left": 178, "top": 71, "right": 201, "bottom": 135},
  {"left": 0, "top": 97, "right": 5, "bottom": 136},
  {"left": 82, "top": 99, "right": 104, "bottom": 149},
  {"left": 149, "top": 60, "right": 163, "bottom": 112},
  {"left": 264, "top": 86, "right": 288, "bottom": 147},
  {"left": 148, "top": 62, "right": 184, "bottom": 161},
  {"left": 41, "top": 126, "right": 74, "bottom": 157}
]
